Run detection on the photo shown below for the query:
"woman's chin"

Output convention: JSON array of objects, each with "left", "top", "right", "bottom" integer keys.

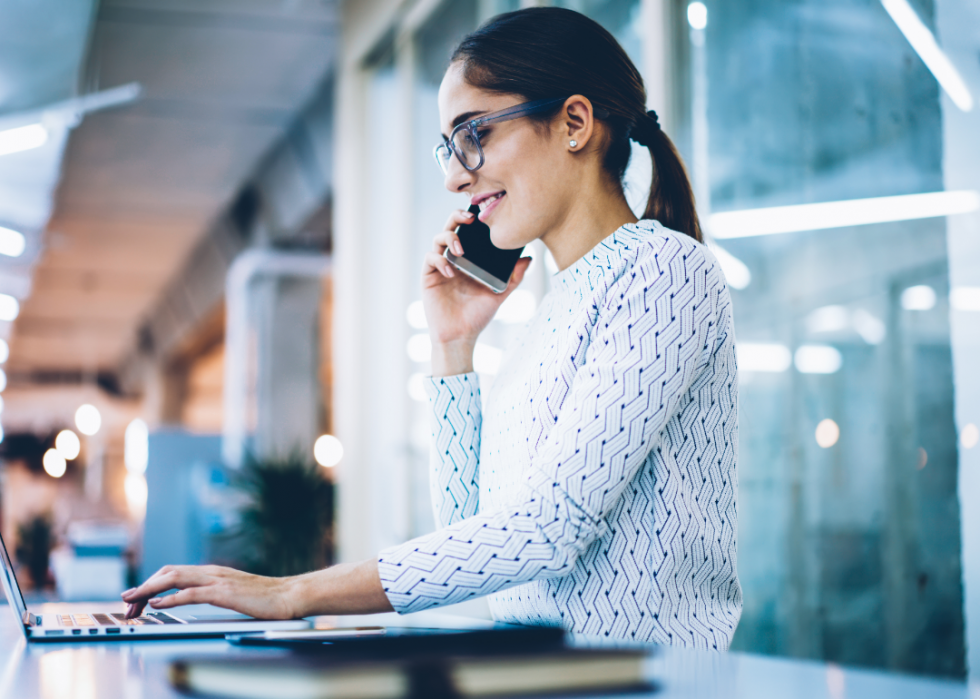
[{"left": 489, "top": 225, "right": 526, "bottom": 251}]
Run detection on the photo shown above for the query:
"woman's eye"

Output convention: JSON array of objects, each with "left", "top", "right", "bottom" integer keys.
[{"left": 476, "top": 129, "right": 490, "bottom": 142}]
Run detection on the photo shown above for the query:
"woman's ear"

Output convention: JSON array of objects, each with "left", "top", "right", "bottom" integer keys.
[{"left": 562, "top": 95, "right": 595, "bottom": 151}]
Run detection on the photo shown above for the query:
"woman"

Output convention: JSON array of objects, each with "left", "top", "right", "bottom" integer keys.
[{"left": 124, "top": 7, "right": 741, "bottom": 649}]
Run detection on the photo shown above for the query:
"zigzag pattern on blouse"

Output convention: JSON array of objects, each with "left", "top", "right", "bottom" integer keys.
[
  {"left": 379, "top": 222, "right": 740, "bottom": 649},
  {"left": 425, "top": 374, "right": 482, "bottom": 526}
]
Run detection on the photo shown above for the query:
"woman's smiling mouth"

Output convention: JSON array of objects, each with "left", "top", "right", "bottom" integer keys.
[{"left": 476, "top": 191, "right": 506, "bottom": 221}]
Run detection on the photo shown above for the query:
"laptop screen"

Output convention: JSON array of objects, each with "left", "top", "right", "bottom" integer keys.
[{"left": 0, "top": 530, "right": 29, "bottom": 632}]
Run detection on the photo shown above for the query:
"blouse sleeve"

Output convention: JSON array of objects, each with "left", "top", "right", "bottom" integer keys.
[
  {"left": 424, "top": 373, "right": 482, "bottom": 528},
  {"left": 378, "top": 242, "right": 723, "bottom": 613}
]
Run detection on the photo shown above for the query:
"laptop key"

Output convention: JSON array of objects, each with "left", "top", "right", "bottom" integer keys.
[
  {"left": 109, "top": 613, "right": 144, "bottom": 626},
  {"left": 147, "top": 612, "right": 183, "bottom": 624},
  {"left": 92, "top": 613, "right": 116, "bottom": 626}
]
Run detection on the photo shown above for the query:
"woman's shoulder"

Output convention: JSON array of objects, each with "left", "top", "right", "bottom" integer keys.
[
  {"left": 608, "top": 219, "right": 721, "bottom": 289},
  {"left": 552, "top": 220, "right": 722, "bottom": 300}
]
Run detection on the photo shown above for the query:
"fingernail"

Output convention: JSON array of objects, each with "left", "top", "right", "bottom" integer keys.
[
  {"left": 464, "top": 210, "right": 474, "bottom": 217},
  {"left": 454, "top": 242, "right": 463, "bottom": 256},
  {"left": 446, "top": 267, "right": 455, "bottom": 277},
  {"left": 149, "top": 598, "right": 161, "bottom": 604},
  {"left": 123, "top": 588, "right": 136, "bottom": 595}
]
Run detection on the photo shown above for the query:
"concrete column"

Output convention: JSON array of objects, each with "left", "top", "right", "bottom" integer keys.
[
  {"left": 222, "top": 249, "right": 330, "bottom": 467},
  {"left": 251, "top": 275, "right": 323, "bottom": 460}
]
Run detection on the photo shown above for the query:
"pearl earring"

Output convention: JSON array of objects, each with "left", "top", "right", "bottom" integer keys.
[{"left": 569, "top": 140, "right": 578, "bottom": 148}]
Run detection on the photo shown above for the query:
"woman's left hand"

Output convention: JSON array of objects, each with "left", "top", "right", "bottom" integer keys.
[{"left": 121, "top": 565, "right": 296, "bottom": 620}]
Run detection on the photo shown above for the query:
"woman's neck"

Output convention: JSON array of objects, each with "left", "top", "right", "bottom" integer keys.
[{"left": 540, "top": 184, "right": 638, "bottom": 272}]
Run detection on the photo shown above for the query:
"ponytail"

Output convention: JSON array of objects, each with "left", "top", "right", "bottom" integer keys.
[
  {"left": 630, "top": 112, "right": 703, "bottom": 242},
  {"left": 452, "top": 7, "right": 703, "bottom": 244}
]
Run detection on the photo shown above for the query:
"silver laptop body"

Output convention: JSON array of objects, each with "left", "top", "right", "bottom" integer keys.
[{"left": 0, "top": 530, "right": 310, "bottom": 640}]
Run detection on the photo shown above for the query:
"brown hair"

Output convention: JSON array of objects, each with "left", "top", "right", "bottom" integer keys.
[{"left": 451, "top": 7, "right": 702, "bottom": 242}]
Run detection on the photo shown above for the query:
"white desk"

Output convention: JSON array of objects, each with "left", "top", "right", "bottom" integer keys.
[{"left": 0, "top": 602, "right": 970, "bottom": 698}]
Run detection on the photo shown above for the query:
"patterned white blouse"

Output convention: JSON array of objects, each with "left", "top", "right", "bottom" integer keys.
[{"left": 378, "top": 220, "right": 742, "bottom": 649}]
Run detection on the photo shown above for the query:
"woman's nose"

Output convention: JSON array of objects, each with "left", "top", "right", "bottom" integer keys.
[{"left": 444, "top": 154, "right": 476, "bottom": 193}]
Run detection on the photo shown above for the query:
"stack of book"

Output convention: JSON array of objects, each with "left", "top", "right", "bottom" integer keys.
[{"left": 169, "top": 625, "right": 654, "bottom": 698}]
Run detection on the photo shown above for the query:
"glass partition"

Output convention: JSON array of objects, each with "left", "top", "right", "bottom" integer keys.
[{"left": 701, "top": 0, "right": 966, "bottom": 677}]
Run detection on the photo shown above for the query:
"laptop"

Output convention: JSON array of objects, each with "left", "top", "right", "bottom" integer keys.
[{"left": 0, "top": 530, "right": 310, "bottom": 640}]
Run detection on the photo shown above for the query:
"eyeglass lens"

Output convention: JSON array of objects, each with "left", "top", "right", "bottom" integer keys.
[
  {"left": 435, "top": 126, "right": 483, "bottom": 174},
  {"left": 452, "top": 128, "right": 481, "bottom": 169}
]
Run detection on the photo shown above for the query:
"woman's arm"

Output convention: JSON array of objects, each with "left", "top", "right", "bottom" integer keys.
[
  {"left": 426, "top": 373, "right": 483, "bottom": 527},
  {"left": 122, "top": 559, "right": 393, "bottom": 619},
  {"left": 378, "top": 236, "right": 727, "bottom": 613}
]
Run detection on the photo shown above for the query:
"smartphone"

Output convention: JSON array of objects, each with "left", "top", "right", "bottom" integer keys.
[{"left": 444, "top": 204, "right": 524, "bottom": 294}]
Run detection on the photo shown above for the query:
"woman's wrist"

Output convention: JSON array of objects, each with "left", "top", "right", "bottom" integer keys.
[
  {"left": 430, "top": 338, "right": 477, "bottom": 377},
  {"left": 278, "top": 559, "right": 394, "bottom": 618},
  {"left": 280, "top": 574, "right": 308, "bottom": 619}
]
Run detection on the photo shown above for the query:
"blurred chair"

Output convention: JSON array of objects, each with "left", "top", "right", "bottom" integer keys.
[{"left": 50, "top": 521, "right": 129, "bottom": 601}]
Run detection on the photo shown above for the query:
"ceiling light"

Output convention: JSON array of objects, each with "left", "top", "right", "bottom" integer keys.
[
  {"left": 407, "top": 333, "right": 432, "bottom": 362},
  {"left": 0, "top": 339, "right": 7, "bottom": 363},
  {"left": 917, "top": 447, "right": 928, "bottom": 470},
  {"left": 687, "top": 2, "right": 708, "bottom": 30},
  {"left": 125, "top": 473, "right": 148, "bottom": 517},
  {"left": 710, "top": 190, "right": 980, "bottom": 239},
  {"left": 407, "top": 373, "right": 427, "bottom": 402},
  {"left": 852, "top": 309, "right": 887, "bottom": 344},
  {"left": 815, "top": 419, "right": 840, "bottom": 448},
  {"left": 962, "top": 423, "right": 979, "bottom": 449},
  {"left": 0, "top": 294, "right": 19, "bottom": 322},
  {"left": 75, "top": 404, "right": 101, "bottom": 436},
  {"left": 313, "top": 434, "right": 344, "bottom": 468},
  {"left": 795, "top": 345, "right": 843, "bottom": 374},
  {"left": 0, "top": 226, "right": 25, "bottom": 258},
  {"left": 737, "top": 343, "right": 792, "bottom": 372},
  {"left": 125, "top": 418, "right": 149, "bottom": 473},
  {"left": 707, "top": 242, "right": 751, "bottom": 290},
  {"left": 406, "top": 300, "right": 427, "bottom": 329},
  {"left": 880, "top": 0, "right": 973, "bottom": 111},
  {"left": 901, "top": 285, "right": 936, "bottom": 311},
  {"left": 806, "top": 305, "right": 850, "bottom": 334},
  {"left": 55, "top": 429, "right": 81, "bottom": 460},
  {"left": 43, "top": 448, "right": 67, "bottom": 478},
  {"left": 951, "top": 286, "right": 980, "bottom": 311},
  {"left": 0, "top": 123, "right": 48, "bottom": 157}
]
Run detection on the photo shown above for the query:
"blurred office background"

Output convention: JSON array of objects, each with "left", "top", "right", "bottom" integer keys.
[{"left": 0, "top": 0, "right": 978, "bottom": 684}]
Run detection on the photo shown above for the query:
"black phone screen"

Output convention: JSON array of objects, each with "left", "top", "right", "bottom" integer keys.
[{"left": 457, "top": 204, "right": 524, "bottom": 282}]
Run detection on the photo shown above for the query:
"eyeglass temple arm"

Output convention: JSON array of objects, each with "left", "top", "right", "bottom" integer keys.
[{"left": 469, "top": 97, "right": 568, "bottom": 128}]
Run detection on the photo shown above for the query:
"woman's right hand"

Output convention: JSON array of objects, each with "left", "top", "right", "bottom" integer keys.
[{"left": 422, "top": 209, "right": 531, "bottom": 376}]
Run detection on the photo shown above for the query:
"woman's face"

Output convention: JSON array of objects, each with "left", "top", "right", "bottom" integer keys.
[{"left": 438, "top": 62, "right": 575, "bottom": 250}]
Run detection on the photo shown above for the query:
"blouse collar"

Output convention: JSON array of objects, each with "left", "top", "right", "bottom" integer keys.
[{"left": 550, "top": 219, "right": 660, "bottom": 295}]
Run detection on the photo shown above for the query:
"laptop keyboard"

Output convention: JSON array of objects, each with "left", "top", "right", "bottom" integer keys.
[{"left": 58, "top": 612, "right": 178, "bottom": 627}]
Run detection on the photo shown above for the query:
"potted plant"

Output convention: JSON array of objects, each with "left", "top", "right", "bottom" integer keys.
[{"left": 226, "top": 452, "right": 335, "bottom": 577}]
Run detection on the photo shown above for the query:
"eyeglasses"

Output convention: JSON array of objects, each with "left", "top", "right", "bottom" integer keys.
[{"left": 433, "top": 97, "right": 567, "bottom": 175}]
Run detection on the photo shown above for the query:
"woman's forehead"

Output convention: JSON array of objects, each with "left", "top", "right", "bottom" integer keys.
[{"left": 437, "top": 64, "right": 512, "bottom": 134}]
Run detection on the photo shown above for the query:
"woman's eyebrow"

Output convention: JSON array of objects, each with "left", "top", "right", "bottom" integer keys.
[{"left": 440, "top": 110, "right": 488, "bottom": 139}]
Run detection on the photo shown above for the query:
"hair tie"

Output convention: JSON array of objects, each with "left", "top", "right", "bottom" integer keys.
[{"left": 630, "top": 110, "right": 661, "bottom": 147}]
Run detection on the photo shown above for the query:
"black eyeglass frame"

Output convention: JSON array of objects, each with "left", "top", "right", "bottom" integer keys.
[{"left": 433, "top": 97, "right": 568, "bottom": 175}]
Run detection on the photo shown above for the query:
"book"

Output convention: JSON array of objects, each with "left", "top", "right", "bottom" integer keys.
[{"left": 169, "top": 626, "right": 653, "bottom": 698}]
